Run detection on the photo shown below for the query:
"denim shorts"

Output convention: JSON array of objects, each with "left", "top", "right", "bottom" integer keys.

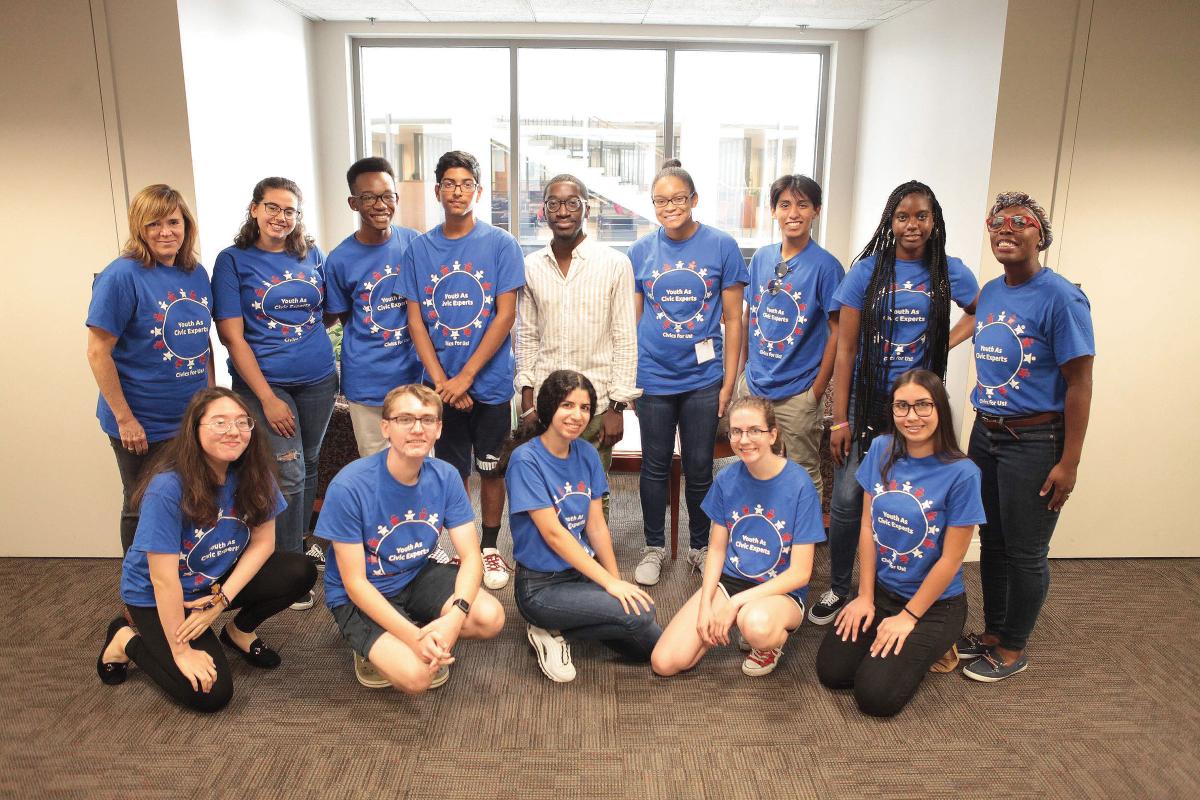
[
  {"left": 718, "top": 573, "right": 806, "bottom": 619},
  {"left": 330, "top": 562, "right": 459, "bottom": 658}
]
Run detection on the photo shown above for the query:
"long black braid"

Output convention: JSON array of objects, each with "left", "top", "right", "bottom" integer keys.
[{"left": 852, "top": 180, "right": 952, "bottom": 448}]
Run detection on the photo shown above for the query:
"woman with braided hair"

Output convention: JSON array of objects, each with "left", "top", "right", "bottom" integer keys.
[{"left": 808, "top": 181, "right": 980, "bottom": 626}]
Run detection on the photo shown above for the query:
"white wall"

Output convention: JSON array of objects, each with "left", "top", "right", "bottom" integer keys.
[
  {"left": 177, "top": 0, "right": 321, "bottom": 381},
  {"left": 849, "top": 0, "right": 1009, "bottom": 422},
  {"left": 308, "top": 21, "right": 864, "bottom": 264}
]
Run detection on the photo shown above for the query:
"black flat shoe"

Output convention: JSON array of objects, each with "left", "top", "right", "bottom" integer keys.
[
  {"left": 97, "top": 617, "right": 130, "bottom": 685},
  {"left": 220, "top": 625, "right": 281, "bottom": 669}
]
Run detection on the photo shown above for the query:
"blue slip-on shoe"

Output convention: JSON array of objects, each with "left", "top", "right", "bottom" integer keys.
[
  {"left": 964, "top": 650, "right": 1029, "bottom": 682},
  {"left": 956, "top": 632, "right": 991, "bottom": 660}
]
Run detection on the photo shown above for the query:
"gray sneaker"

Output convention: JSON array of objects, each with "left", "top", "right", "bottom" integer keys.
[
  {"left": 634, "top": 546, "right": 667, "bottom": 586},
  {"left": 686, "top": 546, "right": 708, "bottom": 573}
]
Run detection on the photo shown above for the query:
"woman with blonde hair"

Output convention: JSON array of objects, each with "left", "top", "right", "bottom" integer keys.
[{"left": 87, "top": 184, "right": 214, "bottom": 552}]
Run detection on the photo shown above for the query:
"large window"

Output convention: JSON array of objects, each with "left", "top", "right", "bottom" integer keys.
[{"left": 356, "top": 41, "right": 827, "bottom": 253}]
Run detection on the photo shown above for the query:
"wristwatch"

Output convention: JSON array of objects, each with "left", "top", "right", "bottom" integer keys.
[
  {"left": 452, "top": 597, "right": 470, "bottom": 615},
  {"left": 609, "top": 401, "right": 628, "bottom": 414}
]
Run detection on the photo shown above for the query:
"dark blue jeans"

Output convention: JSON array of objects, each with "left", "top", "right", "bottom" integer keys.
[
  {"left": 637, "top": 380, "right": 721, "bottom": 549},
  {"left": 234, "top": 371, "right": 338, "bottom": 555},
  {"left": 514, "top": 565, "right": 662, "bottom": 661},
  {"left": 826, "top": 441, "right": 866, "bottom": 597},
  {"left": 968, "top": 417, "right": 1065, "bottom": 651}
]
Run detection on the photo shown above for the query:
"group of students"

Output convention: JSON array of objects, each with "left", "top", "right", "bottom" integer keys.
[{"left": 90, "top": 150, "right": 1094, "bottom": 718}]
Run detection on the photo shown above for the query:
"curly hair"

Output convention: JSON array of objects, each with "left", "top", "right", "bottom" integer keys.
[
  {"left": 232, "top": 177, "right": 316, "bottom": 260},
  {"left": 989, "top": 191, "right": 1053, "bottom": 251}
]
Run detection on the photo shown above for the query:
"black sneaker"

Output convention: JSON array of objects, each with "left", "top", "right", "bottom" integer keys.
[
  {"left": 305, "top": 542, "right": 326, "bottom": 571},
  {"left": 807, "top": 590, "right": 845, "bottom": 625}
]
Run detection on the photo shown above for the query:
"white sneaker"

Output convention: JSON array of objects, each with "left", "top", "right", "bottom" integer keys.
[
  {"left": 526, "top": 625, "right": 575, "bottom": 683},
  {"left": 481, "top": 547, "right": 511, "bottom": 590},
  {"left": 742, "top": 647, "right": 783, "bottom": 677},
  {"left": 429, "top": 663, "right": 450, "bottom": 689},
  {"left": 290, "top": 590, "right": 314, "bottom": 611},
  {"left": 353, "top": 652, "right": 390, "bottom": 689},
  {"left": 634, "top": 546, "right": 667, "bottom": 586},
  {"left": 429, "top": 547, "right": 454, "bottom": 565},
  {"left": 686, "top": 546, "right": 709, "bottom": 573}
]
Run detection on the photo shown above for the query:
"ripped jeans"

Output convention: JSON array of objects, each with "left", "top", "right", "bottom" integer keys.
[{"left": 233, "top": 371, "right": 338, "bottom": 554}]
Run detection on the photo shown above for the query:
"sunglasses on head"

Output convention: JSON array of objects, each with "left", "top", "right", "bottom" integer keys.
[{"left": 986, "top": 213, "right": 1042, "bottom": 232}]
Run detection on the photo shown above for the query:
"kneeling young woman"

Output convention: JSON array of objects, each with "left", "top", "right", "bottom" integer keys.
[
  {"left": 507, "top": 370, "right": 661, "bottom": 683},
  {"left": 651, "top": 396, "right": 825, "bottom": 679},
  {"left": 96, "top": 388, "right": 317, "bottom": 712},
  {"left": 816, "top": 369, "right": 985, "bottom": 717}
]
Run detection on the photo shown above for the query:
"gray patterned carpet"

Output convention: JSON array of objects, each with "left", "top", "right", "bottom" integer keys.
[{"left": 3, "top": 473, "right": 1197, "bottom": 799}]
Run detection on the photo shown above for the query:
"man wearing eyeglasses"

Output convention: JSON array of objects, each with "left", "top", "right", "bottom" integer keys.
[
  {"left": 324, "top": 157, "right": 422, "bottom": 457},
  {"left": 514, "top": 175, "right": 640, "bottom": 520},
  {"left": 400, "top": 151, "right": 525, "bottom": 591}
]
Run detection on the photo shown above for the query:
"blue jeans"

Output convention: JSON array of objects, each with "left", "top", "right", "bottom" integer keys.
[
  {"left": 826, "top": 441, "right": 866, "bottom": 597},
  {"left": 514, "top": 566, "right": 662, "bottom": 661},
  {"left": 969, "top": 417, "right": 1064, "bottom": 651},
  {"left": 637, "top": 380, "right": 721, "bottom": 549},
  {"left": 234, "top": 370, "right": 338, "bottom": 555}
]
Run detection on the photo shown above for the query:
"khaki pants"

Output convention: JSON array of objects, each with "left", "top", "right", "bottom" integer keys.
[
  {"left": 736, "top": 373, "right": 824, "bottom": 496},
  {"left": 580, "top": 411, "right": 615, "bottom": 520},
  {"left": 347, "top": 401, "right": 388, "bottom": 459}
]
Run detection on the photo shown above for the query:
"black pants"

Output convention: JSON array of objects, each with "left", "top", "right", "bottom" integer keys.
[
  {"left": 109, "top": 437, "right": 169, "bottom": 554},
  {"left": 816, "top": 588, "right": 967, "bottom": 718},
  {"left": 124, "top": 552, "right": 315, "bottom": 712}
]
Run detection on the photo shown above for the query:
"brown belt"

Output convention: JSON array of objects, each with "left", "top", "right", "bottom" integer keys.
[{"left": 977, "top": 411, "right": 1063, "bottom": 430}]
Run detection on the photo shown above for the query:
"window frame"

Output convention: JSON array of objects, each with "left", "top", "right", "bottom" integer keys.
[{"left": 352, "top": 37, "right": 831, "bottom": 258}]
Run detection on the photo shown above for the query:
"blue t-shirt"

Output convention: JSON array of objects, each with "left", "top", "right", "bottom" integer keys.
[
  {"left": 325, "top": 226, "right": 423, "bottom": 405},
  {"left": 506, "top": 437, "right": 610, "bottom": 573},
  {"left": 120, "top": 471, "right": 286, "bottom": 606},
  {"left": 211, "top": 245, "right": 335, "bottom": 385},
  {"left": 700, "top": 460, "right": 826, "bottom": 603},
  {"left": 86, "top": 257, "right": 213, "bottom": 442},
  {"left": 971, "top": 268, "right": 1095, "bottom": 416},
  {"left": 833, "top": 254, "right": 979, "bottom": 386},
  {"left": 399, "top": 221, "right": 525, "bottom": 404},
  {"left": 630, "top": 224, "right": 749, "bottom": 394},
  {"left": 856, "top": 436, "right": 986, "bottom": 600},
  {"left": 316, "top": 452, "right": 474, "bottom": 609},
  {"left": 745, "top": 240, "right": 845, "bottom": 400}
]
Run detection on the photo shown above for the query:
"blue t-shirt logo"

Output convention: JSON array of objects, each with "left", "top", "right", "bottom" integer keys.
[
  {"left": 878, "top": 280, "right": 932, "bottom": 360},
  {"left": 975, "top": 309, "right": 1034, "bottom": 402},
  {"left": 360, "top": 265, "right": 408, "bottom": 342},
  {"left": 423, "top": 260, "right": 492, "bottom": 342},
  {"left": 647, "top": 260, "right": 715, "bottom": 334},
  {"left": 553, "top": 480, "right": 594, "bottom": 546},
  {"left": 179, "top": 507, "right": 249, "bottom": 588},
  {"left": 253, "top": 270, "right": 323, "bottom": 338},
  {"left": 727, "top": 504, "right": 793, "bottom": 580},
  {"left": 869, "top": 479, "right": 939, "bottom": 573},
  {"left": 750, "top": 282, "right": 807, "bottom": 355},
  {"left": 155, "top": 288, "right": 211, "bottom": 371},
  {"left": 367, "top": 510, "right": 437, "bottom": 577}
]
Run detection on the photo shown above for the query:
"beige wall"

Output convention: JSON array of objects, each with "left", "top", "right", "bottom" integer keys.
[
  {"left": 0, "top": 0, "right": 195, "bottom": 556},
  {"left": 970, "top": 0, "right": 1200, "bottom": 556}
]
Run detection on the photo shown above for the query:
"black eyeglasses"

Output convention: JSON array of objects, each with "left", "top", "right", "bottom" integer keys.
[
  {"left": 439, "top": 179, "right": 478, "bottom": 193},
  {"left": 768, "top": 260, "right": 791, "bottom": 295},
  {"left": 260, "top": 202, "right": 299, "bottom": 221},
  {"left": 544, "top": 197, "right": 585, "bottom": 213},
  {"left": 356, "top": 192, "right": 398, "bottom": 207},
  {"left": 892, "top": 400, "right": 936, "bottom": 418},
  {"left": 650, "top": 192, "right": 695, "bottom": 209}
]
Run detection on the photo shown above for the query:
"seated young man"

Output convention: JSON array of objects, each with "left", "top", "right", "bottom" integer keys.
[{"left": 316, "top": 384, "right": 505, "bottom": 692}]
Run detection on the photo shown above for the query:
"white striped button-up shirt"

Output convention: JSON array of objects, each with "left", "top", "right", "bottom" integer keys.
[{"left": 515, "top": 236, "right": 641, "bottom": 411}]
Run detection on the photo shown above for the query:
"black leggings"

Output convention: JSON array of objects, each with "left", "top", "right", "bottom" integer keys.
[
  {"left": 816, "top": 587, "right": 967, "bottom": 718},
  {"left": 124, "top": 551, "right": 315, "bottom": 712}
]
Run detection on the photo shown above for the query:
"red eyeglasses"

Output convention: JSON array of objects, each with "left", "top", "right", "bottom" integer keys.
[{"left": 986, "top": 213, "right": 1042, "bottom": 233}]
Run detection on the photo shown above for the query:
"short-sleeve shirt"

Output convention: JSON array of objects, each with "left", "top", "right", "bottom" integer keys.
[
  {"left": 506, "top": 437, "right": 610, "bottom": 573},
  {"left": 971, "top": 268, "right": 1095, "bottom": 416},
  {"left": 700, "top": 459, "right": 826, "bottom": 603},
  {"left": 399, "top": 221, "right": 526, "bottom": 404},
  {"left": 324, "top": 226, "right": 423, "bottom": 405},
  {"left": 211, "top": 245, "right": 335, "bottom": 385},
  {"left": 745, "top": 240, "right": 845, "bottom": 400},
  {"left": 834, "top": 254, "right": 979, "bottom": 386},
  {"left": 630, "top": 224, "right": 749, "bottom": 395},
  {"left": 856, "top": 436, "right": 986, "bottom": 600},
  {"left": 316, "top": 452, "right": 474, "bottom": 609},
  {"left": 86, "top": 257, "right": 213, "bottom": 442},
  {"left": 119, "top": 471, "right": 286, "bottom": 606}
]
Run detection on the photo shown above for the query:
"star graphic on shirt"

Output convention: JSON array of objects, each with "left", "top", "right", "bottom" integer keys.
[
  {"left": 903, "top": 281, "right": 913, "bottom": 289},
  {"left": 404, "top": 510, "right": 416, "bottom": 520},
  {"left": 284, "top": 270, "right": 293, "bottom": 280},
  {"left": 267, "top": 320, "right": 278, "bottom": 329}
]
